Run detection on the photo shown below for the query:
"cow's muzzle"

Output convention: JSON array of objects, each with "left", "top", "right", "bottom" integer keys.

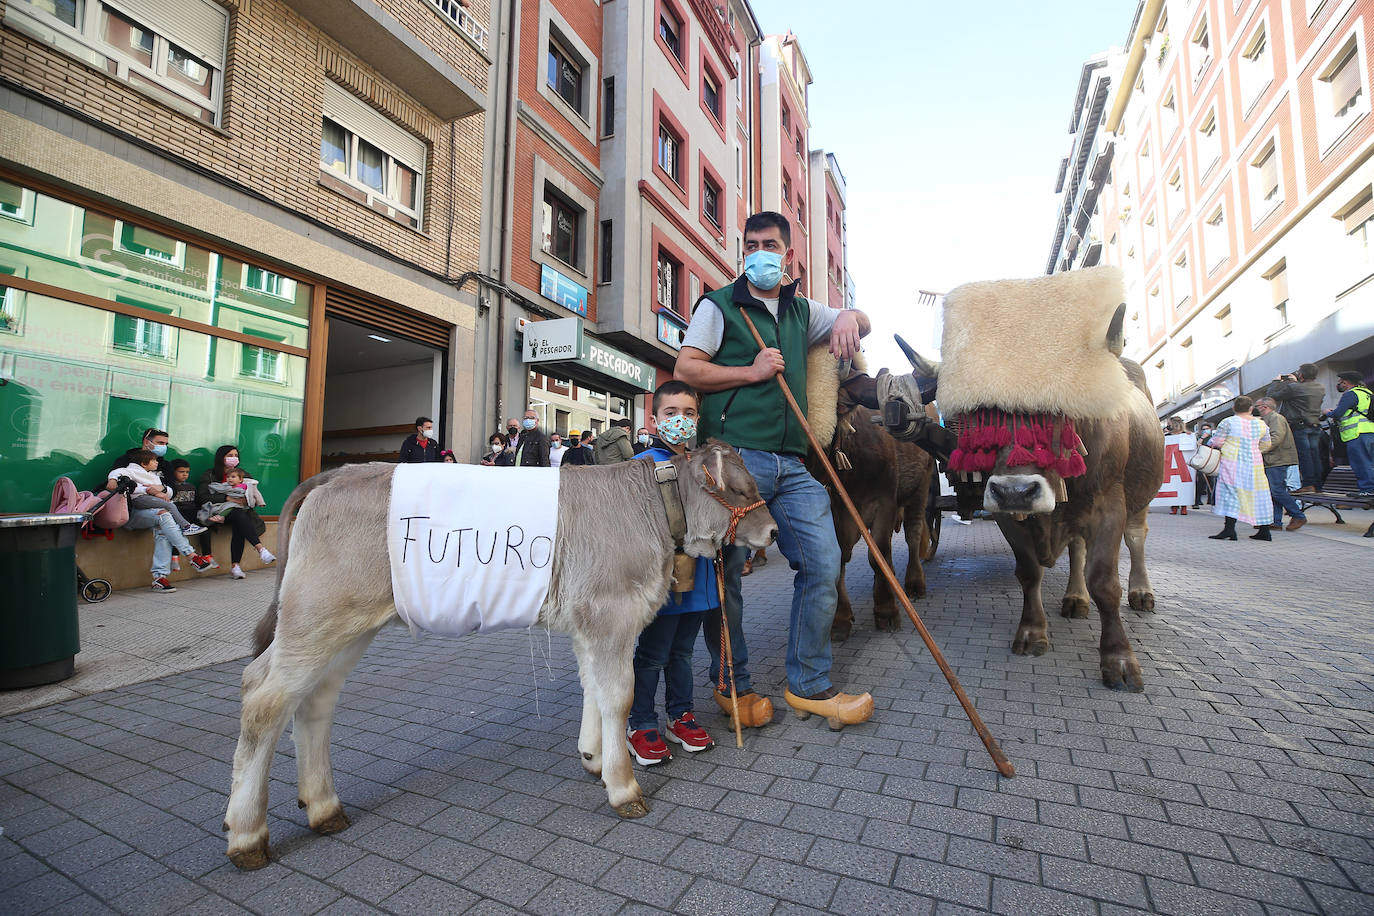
[{"left": 985, "top": 474, "right": 1056, "bottom": 515}]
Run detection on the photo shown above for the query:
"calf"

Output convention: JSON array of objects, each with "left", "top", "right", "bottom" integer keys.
[{"left": 224, "top": 443, "right": 776, "bottom": 869}]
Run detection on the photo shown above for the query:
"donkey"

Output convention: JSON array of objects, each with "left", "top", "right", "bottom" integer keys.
[{"left": 224, "top": 442, "right": 776, "bottom": 869}]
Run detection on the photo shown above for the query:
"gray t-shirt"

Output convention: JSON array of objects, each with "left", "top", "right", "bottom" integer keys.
[{"left": 680, "top": 294, "right": 842, "bottom": 357}]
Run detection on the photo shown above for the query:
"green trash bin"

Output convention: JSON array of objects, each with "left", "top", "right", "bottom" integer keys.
[{"left": 0, "top": 514, "right": 86, "bottom": 689}]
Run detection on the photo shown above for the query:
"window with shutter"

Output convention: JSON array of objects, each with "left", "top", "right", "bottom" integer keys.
[{"left": 320, "top": 83, "right": 427, "bottom": 228}]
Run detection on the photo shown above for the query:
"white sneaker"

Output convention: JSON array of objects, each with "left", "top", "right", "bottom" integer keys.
[
  {"left": 258, "top": 547, "right": 276, "bottom": 565},
  {"left": 181, "top": 523, "right": 207, "bottom": 536},
  {"left": 230, "top": 564, "right": 246, "bottom": 579}
]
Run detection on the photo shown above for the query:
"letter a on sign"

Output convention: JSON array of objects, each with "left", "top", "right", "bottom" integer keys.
[{"left": 1150, "top": 436, "right": 1195, "bottom": 508}]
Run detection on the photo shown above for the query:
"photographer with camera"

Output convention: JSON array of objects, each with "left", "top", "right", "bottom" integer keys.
[{"left": 1266, "top": 363, "right": 1325, "bottom": 493}]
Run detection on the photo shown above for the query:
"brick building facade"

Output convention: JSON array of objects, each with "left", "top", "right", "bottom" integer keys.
[{"left": 1095, "top": 0, "right": 1374, "bottom": 424}]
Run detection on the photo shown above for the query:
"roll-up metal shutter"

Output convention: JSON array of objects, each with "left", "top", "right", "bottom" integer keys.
[
  {"left": 322, "top": 82, "right": 427, "bottom": 170},
  {"left": 325, "top": 287, "right": 451, "bottom": 350},
  {"left": 106, "top": 0, "right": 228, "bottom": 68}
]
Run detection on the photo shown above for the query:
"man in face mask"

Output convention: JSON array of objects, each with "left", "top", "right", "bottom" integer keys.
[
  {"left": 634, "top": 427, "right": 652, "bottom": 455},
  {"left": 548, "top": 432, "right": 566, "bottom": 468},
  {"left": 113, "top": 427, "right": 171, "bottom": 481},
  {"left": 513, "top": 408, "right": 551, "bottom": 467},
  {"left": 399, "top": 416, "right": 440, "bottom": 463},
  {"left": 674, "top": 210, "right": 874, "bottom": 730}
]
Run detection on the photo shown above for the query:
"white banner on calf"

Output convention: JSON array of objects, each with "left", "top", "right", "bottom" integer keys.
[
  {"left": 387, "top": 464, "right": 561, "bottom": 636},
  {"left": 1151, "top": 434, "right": 1196, "bottom": 508}
]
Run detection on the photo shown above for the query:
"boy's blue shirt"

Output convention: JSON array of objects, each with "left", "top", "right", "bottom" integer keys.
[{"left": 634, "top": 444, "right": 720, "bottom": 616}]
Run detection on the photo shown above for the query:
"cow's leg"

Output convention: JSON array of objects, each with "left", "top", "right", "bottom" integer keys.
[
  {"left": 292, "top": 630, "right": 379, "bottom": 835},
  {"left": 831, "top": 506, "right": 858, "bottom": 642},
  {"left": 225, "top": 646, "right": 294, "bottom": 870},
  {"left": 1124, "top": 508, "right": 1155, "bottom": 612},
  {"left": 1061, "top": 536, "right": 1090, "bottom": 619},
  {"left": 1086, "top": 506, "right": 1144, "bottom": 692},
  {"left": 999, "top": 520, "right": 1050, "bottom": 656},
  {"left": 581, "top": 632, "right": 647, "bottom": 818},
  {"left": 571, "top": 633, "right": 603, "bottom": 779},
  {"left": 868, "top": 502, "right": 901, "bottom": 632},
  {"left": 901, "top": 503, "right": 927, "bottom": 601}
]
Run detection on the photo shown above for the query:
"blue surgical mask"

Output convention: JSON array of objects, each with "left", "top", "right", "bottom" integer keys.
[
  {"left": 637, "top": 434, "right": 651, "bottom": 445},
  {"left": 659, "top": 414, "right": 697, "bottom": 445},
  {"left": 150, "top": 444, "right": 168, "bottom": 457},
  {"left": 522, "top": 418, "right": 536, "bottom": 430},
  {"left": 743, "top": 250, "right": 784, "bottom": 290}
]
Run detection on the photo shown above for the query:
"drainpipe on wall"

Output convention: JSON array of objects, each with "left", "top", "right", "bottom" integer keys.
[{"left": 493, "top": 0, "right": 522, "bottom": 436}]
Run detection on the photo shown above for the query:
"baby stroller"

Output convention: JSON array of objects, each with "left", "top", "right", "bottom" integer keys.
[{"left": 51, "top": 476, "right": 135, "bottom": 603}]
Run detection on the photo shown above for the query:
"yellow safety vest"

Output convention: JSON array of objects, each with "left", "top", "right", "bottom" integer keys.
[{"left": 1337, "top": 386, "right": 1374, "bottom": 442}]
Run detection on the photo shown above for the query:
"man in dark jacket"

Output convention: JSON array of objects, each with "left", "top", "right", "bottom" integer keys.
[
  {"left": 1266, "top": 364, "right": 1325, "bottom": 492},
  {"left": 561, "top": 431, "right": 588, "bottom": 466},
  {"left": 399, "top": 417, "right": 440, "bottom": 463},
  {"left": 113, "top": 427, "right": 172, "bottom": 481},
  {"left": 513, "top": 409, "right": 550, "bottom": 467},
  {"left": 594, "top": 417, "right": 635, "bottom": 465}
]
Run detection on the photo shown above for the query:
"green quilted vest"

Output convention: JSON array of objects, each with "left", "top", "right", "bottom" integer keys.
[{"left": 696, "top": 279, "right": 811, "bottom": 457}]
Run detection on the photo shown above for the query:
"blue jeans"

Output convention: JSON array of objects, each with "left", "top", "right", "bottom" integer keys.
[
  {"left": 702, "top": 448, "right": 842, "bottom": 697},
  {"left": 123, "top": 507, "right": 195, "bottom": 578},
  {"left": 1347, "top": 432, "right": 1374, "bottom": 491},
  {"left": 1265, "top": 465, "right": 1305, "bottom": 525},
  {"left": 629, "top": 611, "right": 705, "bottom": 731},
  {"left": 1292, "top": 425, "right": 1322, "bottom": 489}
]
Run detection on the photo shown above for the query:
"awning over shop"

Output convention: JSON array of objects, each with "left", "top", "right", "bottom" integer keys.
[{"left": 521, "top": 317, "right": 654, "bottom": 395}]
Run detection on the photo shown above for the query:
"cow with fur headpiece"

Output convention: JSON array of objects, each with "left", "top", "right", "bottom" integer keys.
[{"left": 880, "top": 267, "right": 1164, "bottom": 692}]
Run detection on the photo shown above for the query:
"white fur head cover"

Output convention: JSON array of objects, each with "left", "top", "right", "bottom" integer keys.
[{"left": 938, "top": 266, "right": 1133, "bottom": 421}]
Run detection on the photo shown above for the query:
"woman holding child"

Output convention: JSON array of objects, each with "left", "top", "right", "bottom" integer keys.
[{"left": 195, "top": 444, "right": 275, "bottom": 579}]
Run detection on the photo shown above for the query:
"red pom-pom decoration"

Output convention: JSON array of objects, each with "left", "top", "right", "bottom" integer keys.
[
  {"left": 1014, "top": 425, "right": 1035, "bottom": 448},
  {"left": 1064, "top": 451, "right": 1087, "bottom": 477},
  {"left": 995, "top": 425, "right": 1012, "bottom": 447},
  {"left": 1034, "top": 420, "right": 1053, "bottom": 449},
  {"left": 1007, "top": 444, "right": 1035, "bottom": 468},
  {"left": 949, "top": 448, "right": 968, "bottom": 471},
  {"left": 1032, "top": 446, "right": 1054, "bottom": 468}
]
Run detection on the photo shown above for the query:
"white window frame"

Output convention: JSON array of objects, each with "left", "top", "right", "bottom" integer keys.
[
  {"left": 242, "top": 265, "right": 297, "bottom": 301},
  {"left": 1248, "top": 136, "right": 1282, "bottom": 225},
  {"left": 656, "top": 249, "right": 680, "bottom": 316},
  {"left": 1314, "top": 31, "right": 1369, "bottom": 155},
  {"left": 1204, "top": 205, "right": 1227, "bottom": 271},
  {"left": 1160, "top": 88, "right": 1178, "bottom": 141},
  {"left": 4, "top": 0, "right": 227, "bottom": 126},
  {"left": 1334, "top": 186, "right": 1374, "bottom": 278},
  {"left": 1239, "top": 20, "right": 1273, "bottom": 115},
  {"left": 240, "top": 342, "right": 285, "bottom": 383},
  {"left": 114, "top": 219, "right": 184, "bottom": 267},
  {"left": 112, "top": 313, "right": 172, "bottom": 360},
  {"left": 1172, "top": 250, "right": 1190, "bottom": 307},
  {"left": 320, "top": 84, "right": 427, "bottom": 227},
  {"left": 1191, "top": 15, "right": 1211, "bottom": 86},
  {"left": 1197, "top": 110, "right": 1220, "bottom": 177}
]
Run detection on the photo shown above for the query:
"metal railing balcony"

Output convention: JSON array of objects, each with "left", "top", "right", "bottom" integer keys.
[{"left": 430, "top": 0, "right": 488, "bottom": 51}]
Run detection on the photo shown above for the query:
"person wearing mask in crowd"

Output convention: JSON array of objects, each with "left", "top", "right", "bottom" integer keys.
[
  {"left": 1322, "top": 371, "right": 1374, "bottom": 496},
  {"left": 480, "top": 432, "right": 514, "bottom": 467},
  {"left": 561, "top": 431, "right": 587, "bottom": 466},
  {"left": 1207, "top": 397, "right": 1274, "bottom": 541},
  {"left": 1266, "top": 364, "right": 1325, "bottom": 493},
  {"left": 1255, "top": 398, "right": 1307, "bottom": 532},
  {"left": 505, "top": 418, "right": 521, "bottom": 443},
  {"left": 594, "top": 417, "right": 636, "bottom": 465},
  {"left": 675, "top": 209, "right": 873, "bottom": 728},
  {"left": 578, "top": 428, "right": 597, "bottom": 463},
  {"left": 399, "top": 416, "right": 440, "bottom": 463},
  {"left": 633, "top": 427, "right": 652, "bottom": 455},
  {"left": 109, "top": 450, "right": 206, "bottom": 534},
  {"left": 105, "top": 429, "right": 214, "bottom": 590},
  {"left": 513, "top": 409, "right": 551, "bottom": 467},
  {"left": 1164, "top": 416, "right": 1194, "bottom": 516},
  {"left": 548, "top": 432, "right": 567, "bottom": 468},
  {"left": 196, "top": 445, "right": 268, "bottom": 567},
  {"left": 199, "top": 466, "right": 274, "bottom": 579},
  {"left": 625, "top": 380, "right": 718, "bottom": 765}
]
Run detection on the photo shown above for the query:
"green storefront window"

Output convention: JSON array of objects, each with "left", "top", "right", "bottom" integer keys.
[{"left": 0, "top": 292, "right": 304, "bottom": 514}]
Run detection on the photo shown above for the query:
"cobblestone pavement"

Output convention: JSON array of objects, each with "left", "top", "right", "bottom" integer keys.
[{"left": 2, "top": 508, "right": 1372, "bottom": 914}]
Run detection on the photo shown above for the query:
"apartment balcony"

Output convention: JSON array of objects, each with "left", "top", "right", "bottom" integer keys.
[{"left": 281, "top": 0, "right": 487, "bottom": 119}]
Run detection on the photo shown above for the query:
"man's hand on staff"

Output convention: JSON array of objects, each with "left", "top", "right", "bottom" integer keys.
[
  {"left": 752, "top": 346, "right": 785, "bottom": 382},
  {"left": 829, "top": 309, "right": 868, "bottom": 360}
]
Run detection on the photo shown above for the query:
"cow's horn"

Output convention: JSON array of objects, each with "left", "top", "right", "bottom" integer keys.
[{"left": 895, "top": 335, "right": 939, "bottom": 378}]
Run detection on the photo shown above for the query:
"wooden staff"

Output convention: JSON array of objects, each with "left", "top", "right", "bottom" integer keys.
[
  {"left": 738, "top": 309, "right": 1015, "bottom": 778},
  {"left": 715, "top": 554, "right": 744, "bottom": 748}
]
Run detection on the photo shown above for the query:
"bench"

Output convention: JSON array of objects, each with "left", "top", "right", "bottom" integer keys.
[{"left": 1297, "top": 466, "right": 1374, "bottom": 537}]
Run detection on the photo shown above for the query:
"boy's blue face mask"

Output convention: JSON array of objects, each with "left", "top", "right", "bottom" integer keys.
[{"left": 743, "top": 250, "right": 784, "bottom": 290}]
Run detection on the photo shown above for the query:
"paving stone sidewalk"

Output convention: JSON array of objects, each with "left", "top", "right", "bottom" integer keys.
[{"left": 2, "top": 508, "right": 1372, "bottom": 914}]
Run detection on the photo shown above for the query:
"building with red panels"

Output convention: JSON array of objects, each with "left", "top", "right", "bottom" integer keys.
[
  {"left": 810, "top": 150, "right": 849, "bottom": 309},
  {"left": 758, "top": 32, "right": 815, "bottom": 298},
  {"left": 595, "top": 0, "right": 761, "bottom": 393},
  {"left": 1097, "top": 0, "right": 1374, "bottom": 424}
]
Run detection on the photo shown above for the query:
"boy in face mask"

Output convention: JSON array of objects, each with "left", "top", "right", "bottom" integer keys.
[
  {"left": 673, "top": 211, "right": 874, "bottom": 730},
  {"left": 626, "top": 380, "right": 717, "bottom": 765}
]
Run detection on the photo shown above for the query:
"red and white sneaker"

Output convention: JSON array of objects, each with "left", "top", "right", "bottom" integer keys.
[
  {"left": 626, "top": 728, "right": 672, "bottom": 766},
  {"left": 151, "top": 577, "right": 176, "bottom": 592},
  {"left": 187, "top": 554, "right": 213, "bottom": 573},
  {"left": 666, "top": 713, "right": 714, "bottom": 753}
]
